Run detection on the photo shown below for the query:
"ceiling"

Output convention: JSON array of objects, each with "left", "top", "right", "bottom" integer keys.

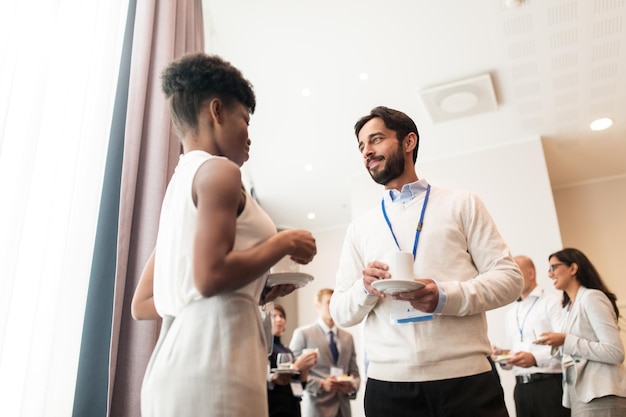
[{"left": 203, "top": 0, "right": 626, "bottom": 231}]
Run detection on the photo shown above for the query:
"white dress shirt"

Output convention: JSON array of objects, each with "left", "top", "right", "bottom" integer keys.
[{"left": 503, "top": 286, "right": 564, "bottom": 376}]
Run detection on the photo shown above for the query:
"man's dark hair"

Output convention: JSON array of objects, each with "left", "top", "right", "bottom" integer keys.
[
  {"left": 354, "top": 106, "right": 419, "bottom": 163},
  {"left": 161, "top": 53, "right": 256, "bottom": 138}
]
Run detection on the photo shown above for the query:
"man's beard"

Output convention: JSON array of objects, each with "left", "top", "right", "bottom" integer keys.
[{"left": 368, "top": 144, "right": 405, "bottom": 185}]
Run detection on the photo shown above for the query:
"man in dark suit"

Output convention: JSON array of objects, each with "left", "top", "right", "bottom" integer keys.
[{"left": 290, "top": 288, "right": 360, "bottom": 417}]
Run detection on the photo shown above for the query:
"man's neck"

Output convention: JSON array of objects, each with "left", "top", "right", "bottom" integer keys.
[
  {"left": 521, "top": 284, "right": 537, "bottom": 300},
  {"left": 385, "top": 172, "right": 419, "bottom": 191}
]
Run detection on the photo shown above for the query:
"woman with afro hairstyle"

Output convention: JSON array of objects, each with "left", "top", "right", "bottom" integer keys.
[{"left": 133, "top": 53, "right": 317, "bottom": 417}]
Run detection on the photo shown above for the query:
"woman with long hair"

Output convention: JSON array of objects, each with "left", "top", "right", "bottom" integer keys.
[{"left": 537, "top": 248, "right": 626, "bottom": 416}]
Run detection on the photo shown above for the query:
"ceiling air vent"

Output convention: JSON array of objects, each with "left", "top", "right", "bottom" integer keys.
[{"left": 419, "top": 73, "right": 498, "bottom": 123}]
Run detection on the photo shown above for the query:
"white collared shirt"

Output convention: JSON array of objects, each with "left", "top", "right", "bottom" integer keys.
[
  {"left": 503, "top": 286, "right": 565, "bottom": 376},
  {"left": 317, "top": 319, "right": 340, "bottom": 352}
]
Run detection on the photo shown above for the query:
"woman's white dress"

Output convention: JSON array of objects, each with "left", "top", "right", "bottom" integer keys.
[{"left": 141, "top": 150, "right": 276, "bottom": 417}]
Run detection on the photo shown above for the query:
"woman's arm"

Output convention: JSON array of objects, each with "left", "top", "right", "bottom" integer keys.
[
  {"left": 192, "top": 158, "right": 316, "bottom": 297},
  {"left": 538, "top": 291, "right": 624, "bottom": 364},
  {"left": 563, "top": 291, "right": 624, "bottom": 364},
  {"left": 131, "top": 249, "right": 160, "bottom": 320}
]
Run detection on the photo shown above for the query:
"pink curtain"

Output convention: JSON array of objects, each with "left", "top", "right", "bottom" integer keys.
[{"left": 108, "top": 1, "right": 204, "bottom": 416}]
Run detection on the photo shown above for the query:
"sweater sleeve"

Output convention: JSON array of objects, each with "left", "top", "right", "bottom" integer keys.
[
  {"left": 440, "top": 192, "right": 523, "bottom": 316},
  {"left": 330, "top": 221, "right": 379, "bottom": 328}
]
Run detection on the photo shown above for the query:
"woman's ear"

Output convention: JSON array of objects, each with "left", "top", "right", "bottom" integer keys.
[{"left": 207, "top": 98, "right": 223, "bottom": 124}]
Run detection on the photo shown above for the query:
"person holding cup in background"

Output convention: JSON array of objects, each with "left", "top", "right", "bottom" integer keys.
[
  {"left": 330, "top": 106, "right": 523, "bottom": 417},
  {"left": 132, "top": 53, "right": 317, "bottom": 417},
  {"left": 535, "top": 248, "right": 626, "bottom": 416},
  {"left": 268, "top": 303, "right": 319, "bottom": 417},
  {"left": 492, "top": 255, "right": 569, "bottom": 417},
  {"left": 290, "top": 288, "right": 360, "bottom": 417}
]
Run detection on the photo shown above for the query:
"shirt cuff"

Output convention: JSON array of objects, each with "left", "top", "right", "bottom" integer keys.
[
  {"left": 360, "top": 279, "right": 376, "bottom": 296},
  {"left": 432, "top": 280, "right": 447, "bottom": 314}
]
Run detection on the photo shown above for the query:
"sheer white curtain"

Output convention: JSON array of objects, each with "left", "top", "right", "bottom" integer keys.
[{"left": 0, "top": 1, "right": 128, "bottom": 416}]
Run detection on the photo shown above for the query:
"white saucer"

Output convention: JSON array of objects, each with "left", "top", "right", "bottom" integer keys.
[
  {"left": 493, "top": 353, "right": 512, "bottom": 364},
  {"left": 270, "top": 368, "right": 300, "bottom": 375},
  {"left": 371, "top": 279, "right": 424, "bottom": 295},
  {"left": 267, "top": 272, "right": 314, "bottom": 289}
]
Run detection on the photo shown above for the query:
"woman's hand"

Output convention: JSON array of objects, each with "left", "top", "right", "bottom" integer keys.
[
  {"left": 271, "top": 372, "right": 293, "bottom": 385},
  {"left": 262, "top": 284, "right": 296, "bottom": 304},
  {"left": 279, "top": 229, "right": 317, "bottom": 265},
  {"left": 534, "top": 332, "right": 566, "bottom": 348}
]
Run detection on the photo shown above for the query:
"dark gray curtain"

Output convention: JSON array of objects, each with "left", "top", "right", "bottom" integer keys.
[{"left": 71, "top": 1, "right": 137, "bottom": 416}]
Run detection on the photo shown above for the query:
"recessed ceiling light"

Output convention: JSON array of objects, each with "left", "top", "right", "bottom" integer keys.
[
  {"left": 307, "top": 213, "right": 316, "bottom": 220},
  {"left": 304, "top": 163, "right": 313, "bottom": 171},
  {"left": 589, "top": 117, "right": 613, "bottom": 131},
  {"left": 301, "top": 88, "right": 311, "bottom": 97},
  {"left": 359, "top": 72, "right": 368, "bottom": 80}
]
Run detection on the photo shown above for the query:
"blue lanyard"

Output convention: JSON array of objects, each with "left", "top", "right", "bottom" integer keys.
[
  {"left": 516, "top": 294, "right": 539, "bottom": 342},
  {"left": 381, "top": 184, "right": 431, "bottom": 259}
]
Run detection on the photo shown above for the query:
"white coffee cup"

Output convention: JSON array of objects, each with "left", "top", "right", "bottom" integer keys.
[
  {"left": 271, "top": 255, "right": 300, "bottom": 274},
  {"left": 385, "top": 251, "right": 414, "bottom": 280}
]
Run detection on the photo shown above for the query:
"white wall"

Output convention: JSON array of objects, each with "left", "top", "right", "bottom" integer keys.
[{"left": 287, "top": 136, "right": 562, "bottom": 417}]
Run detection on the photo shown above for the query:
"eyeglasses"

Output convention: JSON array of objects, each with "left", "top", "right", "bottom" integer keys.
[{"left": 548, "top": 263, "right": 565, "bottom": 273}]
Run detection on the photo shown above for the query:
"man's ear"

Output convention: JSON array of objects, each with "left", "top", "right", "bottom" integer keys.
[{"left": 404, "top": 132, "right": 418, "bottom": 152}]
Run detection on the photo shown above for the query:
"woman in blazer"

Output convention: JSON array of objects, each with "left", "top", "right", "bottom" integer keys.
[{"left": 537, "top": 248, "right": 626, "bottom": 416}]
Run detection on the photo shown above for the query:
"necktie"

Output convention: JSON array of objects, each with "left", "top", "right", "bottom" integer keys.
[{"left": 329, "top": 331, "right": 339, "bottom": 364}]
